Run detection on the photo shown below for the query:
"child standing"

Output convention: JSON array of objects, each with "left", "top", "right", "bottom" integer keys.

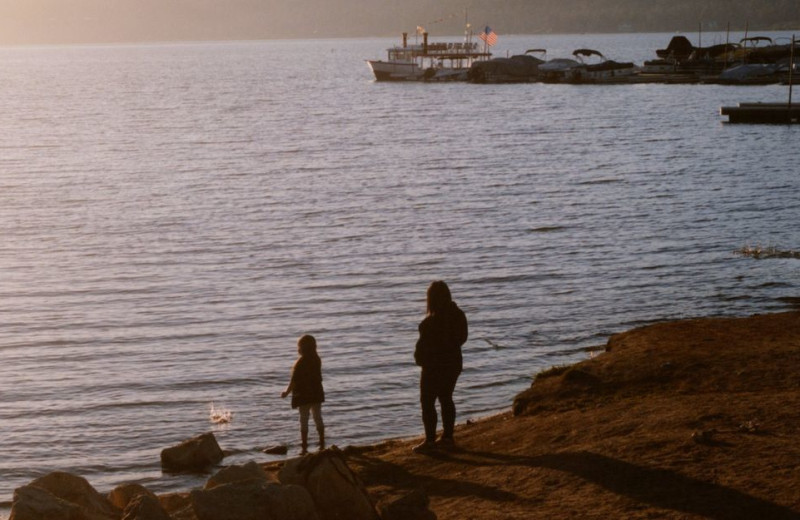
[{"left": 281, "top": 334, "right": 325, "bottom": 455}]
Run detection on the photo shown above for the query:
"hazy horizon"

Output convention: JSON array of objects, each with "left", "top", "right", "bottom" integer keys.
[{"left": 1, "top": 0, "right": 797, "bottom": 46}]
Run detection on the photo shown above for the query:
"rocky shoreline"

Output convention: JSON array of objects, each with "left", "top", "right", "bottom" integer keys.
[{"left": 9, "top": 311, "right": 800, "bottom": 519}]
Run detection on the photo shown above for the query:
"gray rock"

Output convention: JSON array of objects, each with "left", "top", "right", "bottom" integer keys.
[
  {"left": 107, "top": 484, "right": 157, "bottom": 511},
  {"left": 156, "top": 493, "right": 196, "bottom": 520},
  {"left": 278, "top": 447, "right": 379, "bottom": 520},
  {"left": 204, "top": 460, "right": 276, "bottom": 490},
  {"left": 160, "top": 432, "right": 224, "bottom": 472},
  {"left": 11, "top": 472, "right": 120, "bottom": 520},
  {"left": 10, "top": 484, "right": 83, "bottom": 520},
  {"left": 263, "top": 445, "right": 289, "bottom": 455},
  {"left": 121, "top": 494, "right": 171, "bottom": 520}
]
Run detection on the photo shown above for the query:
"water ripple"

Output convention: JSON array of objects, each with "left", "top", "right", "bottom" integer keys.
[{"left": 1, "top": 34, "right": 799, "bottom": 510}]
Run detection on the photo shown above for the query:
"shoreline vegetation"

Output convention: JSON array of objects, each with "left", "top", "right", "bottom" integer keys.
[{"left": 8, "top": 311, "right": 800, "bottom": 519}]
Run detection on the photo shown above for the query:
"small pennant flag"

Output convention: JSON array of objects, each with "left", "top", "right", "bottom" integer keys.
[{"left": 479, "top": 26, "right": 498, "bottom": 46}]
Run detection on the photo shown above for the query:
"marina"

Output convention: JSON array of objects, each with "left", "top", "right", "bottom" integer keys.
[{"left": 368, "top": 31, "right": 799, "bottom": 85}]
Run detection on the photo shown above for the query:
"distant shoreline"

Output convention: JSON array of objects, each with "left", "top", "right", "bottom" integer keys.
[{"left": 1, "top": 27, "right": 799, "bottom": 48}]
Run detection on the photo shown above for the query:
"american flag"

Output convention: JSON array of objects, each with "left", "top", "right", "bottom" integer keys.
[{"left": 479, "top": 26, "right": 498, "bottom": 46}]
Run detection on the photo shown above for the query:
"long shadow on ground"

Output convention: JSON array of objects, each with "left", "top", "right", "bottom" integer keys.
[
  {"left": 348, "top": 450, "right": 519, "bottom": 503},
  {"left": 352, "top": 448, "right": 800, "bottom": 520},
  {"left": 535, "top": 451, "right": 800, "bottom": 520}
]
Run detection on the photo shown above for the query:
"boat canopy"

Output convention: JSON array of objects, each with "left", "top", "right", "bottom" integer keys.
[
  {"left": 656, "top": 36, "right": 694, "bottom": 60},
  {"left": 538, "top": 58, "right": 580, "bottom": 71},
  {"left": 690, "top": 43, "right": 739, "bottom": 60},
  {"left": 468, "top": 54, "right": 544, "bottom": 82},
  {"left": 573, "top": 49, "right": 605, "bottom": 60},
  {"left": 740, "top": 36, "right": 774, "bottom": 46}
]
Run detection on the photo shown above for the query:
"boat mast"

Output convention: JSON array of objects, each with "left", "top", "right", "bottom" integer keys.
[
  {"left": 789, "top": 34, "right": 795, "bottom": 111},
  {"left": 724, "top": 22, "right": 730, "bottom": 69},
  {"left": 698, "top": 22, "right": 702, "bottom": 51},
  {"left": 743, "top": 21, "right": 749, "bottom": 58},
  {"left": 464, "top": 8, "right": 472, "bottom": 45}
]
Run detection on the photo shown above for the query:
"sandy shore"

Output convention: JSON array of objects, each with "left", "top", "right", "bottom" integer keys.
[
  {"left": 8, "top": 311, "right": 800, "bottom": 519},
  {"left": 341, "top": 311, "right": 800, "bottom": 519}
]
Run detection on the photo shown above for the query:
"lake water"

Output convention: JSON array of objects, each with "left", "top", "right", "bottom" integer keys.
[{"left": 1, "top": 31, "right": 799, "bottom": 513}]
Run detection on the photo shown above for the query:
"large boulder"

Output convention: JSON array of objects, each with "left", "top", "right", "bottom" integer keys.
[
  {"left": 204, "top": 460, "right": 277, "bottom": 490},
  {"left": 121, "top": 494, "right": 171, "bottom": 520},
  {"left": 161, "top": 432, "right": 224, "bottom": 472},
  {"left": 10, "top": 472, "right": 121, "bottom": 520},
  {"left": 10, "top": 484, "right": 83, "bottom": 520},
  {"left": 278, "top": 447, "right": 379, "bottom": 520},
  {"left": 190, "top": 480, "right": 318, "bottom": 520}
]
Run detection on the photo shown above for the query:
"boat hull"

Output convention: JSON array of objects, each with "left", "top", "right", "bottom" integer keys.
[
  {"left": 367, "top": 60, "right": 469, "bottom": 82},
  {"left": 367, "top": 60, "right": 423, "bottom": 81}
]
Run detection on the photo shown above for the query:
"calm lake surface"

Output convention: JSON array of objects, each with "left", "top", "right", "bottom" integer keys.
[{"left": 1, "top": 31, "right": 799, "bottom": 512}]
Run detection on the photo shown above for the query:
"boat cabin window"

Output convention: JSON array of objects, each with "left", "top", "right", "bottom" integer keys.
[{"left": 389, "top": 50, "right": 413, "bottom": 61}]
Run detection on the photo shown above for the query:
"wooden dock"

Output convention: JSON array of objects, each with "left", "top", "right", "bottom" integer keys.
[{"left": 720, "top": 103, "right": 800, "bottom": 124}]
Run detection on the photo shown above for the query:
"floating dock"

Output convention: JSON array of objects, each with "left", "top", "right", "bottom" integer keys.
[{"left": 720, "top": 102, "right": 800, "bottom": 124}]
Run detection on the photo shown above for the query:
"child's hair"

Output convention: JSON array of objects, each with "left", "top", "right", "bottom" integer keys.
[
  {"left": 426, "top": 280, "right": 452, "bottom": 317},
  {"left": 297, "top": 334, "right": 318, "bottom": 357}
]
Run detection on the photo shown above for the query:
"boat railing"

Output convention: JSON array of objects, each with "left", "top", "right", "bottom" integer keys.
[{"left": 425, "top": 42, "right": 479, "bottom": 53}]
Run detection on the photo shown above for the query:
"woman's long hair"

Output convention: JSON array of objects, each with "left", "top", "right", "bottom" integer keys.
[
  {"left": 426, "top": 280, "right": 452, "bottom": 317},
  {"left": 298, "top": 334, "right": 319, "bottom": 361}
]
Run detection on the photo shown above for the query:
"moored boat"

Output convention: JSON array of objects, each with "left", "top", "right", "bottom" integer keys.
[
  {"left": 467, "top": 49, "right": 545, "bottom": 83},
  {"left": 538, "top": 49, "right": 638, "bottom": 84},
  {"left": 366, "top": 29, "right": 490, "bottom": 82},
  {"left": 713, "top": 63, "right": 781, "bottom": 85},
  {"left": 568, "top": 49, "right": 639, "bottom": 83},
  {"left": 537, "top": 57, "right": 582, "bottom": 83}
]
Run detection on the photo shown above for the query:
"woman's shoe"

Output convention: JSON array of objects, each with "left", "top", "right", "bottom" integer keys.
[
  {"left": 436, "top": 437, "right": 455, "bottom": 450},
  {"left": 411, "top": 440, "right": 436, "bottom": 453}
]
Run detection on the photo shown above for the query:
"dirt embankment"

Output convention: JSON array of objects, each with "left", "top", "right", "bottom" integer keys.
[{"left": 347, "top": 311, "right": 800, "bottom": 519}]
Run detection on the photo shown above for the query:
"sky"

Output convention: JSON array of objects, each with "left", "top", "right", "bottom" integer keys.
[
  {"left": 1, "top": 1, "right": 795, "bottom": 46},
  {"left": 0, "top": 1, "right": 290, "bottom": 44},
  {"left": 0, "top": 0, "right": 476, "bottom": 45}
]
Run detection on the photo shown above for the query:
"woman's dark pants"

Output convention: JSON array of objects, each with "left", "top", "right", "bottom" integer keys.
[{"left": 420, "top": 366, "right": 461, "bottom": 442}]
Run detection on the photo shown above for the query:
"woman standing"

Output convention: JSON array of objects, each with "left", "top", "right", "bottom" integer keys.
[{"left": 413, "top": 280, "right": 468, "bottom": 453}]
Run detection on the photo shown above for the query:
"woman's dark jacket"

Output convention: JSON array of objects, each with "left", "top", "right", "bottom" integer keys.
[
  {"left": 290, "top": 355, "right": 325, "bottom": 409},
  {"left": 414, "top": 301, "right": 468, "bottom": 371}
]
